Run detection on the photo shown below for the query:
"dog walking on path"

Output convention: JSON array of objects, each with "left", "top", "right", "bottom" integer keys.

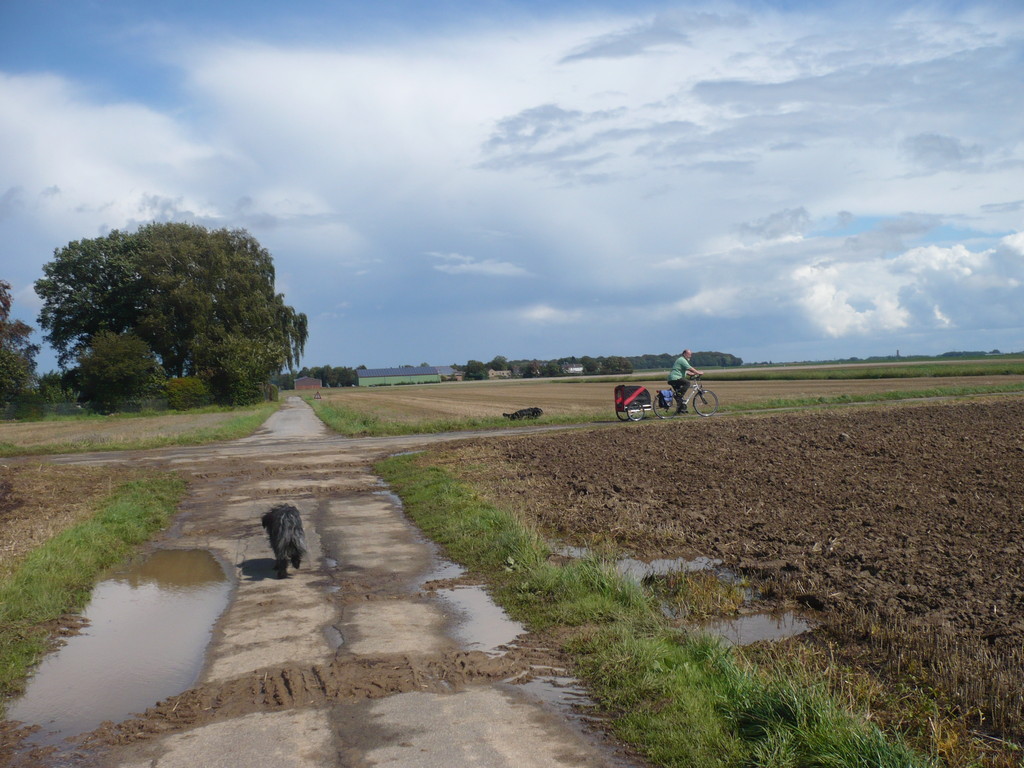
[{"left": 261, "top": 503, "right": 308, "bottom": 578}]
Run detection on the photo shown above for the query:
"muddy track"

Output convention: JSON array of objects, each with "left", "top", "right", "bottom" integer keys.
[{"left": 2, "top": 401, "right": 640, "bottom": 768}]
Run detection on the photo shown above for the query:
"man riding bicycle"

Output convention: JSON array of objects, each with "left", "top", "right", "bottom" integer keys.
[{"left": 667, "top": 349, "right": 704, "bottom": 413}]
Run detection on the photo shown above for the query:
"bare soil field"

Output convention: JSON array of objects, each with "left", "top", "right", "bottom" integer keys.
[
  {"left": 311, "top": 374, "right": 1024, "bottom": 421},
  {"left": 425, "top": 398, "right": 1024, "bottom": 740}
]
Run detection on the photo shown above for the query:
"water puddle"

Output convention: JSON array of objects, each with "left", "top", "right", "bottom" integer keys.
[
  {"left": 616, "top": 555, "right": 724, "bottom": 581},
  {"left": 552, "top": 543, "right": 809, "bottom": 645},
  {"left": 512, "top": 676, "right": 637, "bottom": 767},
  {"left": 696, "top": 612, "right": 812, "bottom": 645},
  {"left": 553, "top": 545, "right": 724, "bottom": 580},
  {"left": 7, "top": 549, "right": 231, "bottom": 749},
  {"left": 434, "top": 585, "right": 526, "bottom": 654}
]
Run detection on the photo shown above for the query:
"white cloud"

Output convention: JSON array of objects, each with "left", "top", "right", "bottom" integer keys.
[
  {"left": 520, "top": 304, "right": 585, "bottom": 323},
  {"left": 2, "top": 2, "right": 1022, "bottom": 369},
  {"left": 428, "top": 252, "right": 531, "bottom": 277}
]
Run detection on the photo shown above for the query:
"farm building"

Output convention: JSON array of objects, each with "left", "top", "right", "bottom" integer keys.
[
  {"left": 294, "top": 376, "right": 323, "bottom": 390},
  {"left": 357, "top": 366, "right": 443, "bottom": 387},
  {"left": 434, "top": 365, "right": 463, "bottom": 381}
]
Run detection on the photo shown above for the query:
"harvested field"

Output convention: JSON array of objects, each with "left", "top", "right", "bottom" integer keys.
[
  {"left": 0, "top": 464, "right": 147, "bottom": 578},
  {"left": 0, "top": 412, "right": 240, "bottom": 451},
  {"left": 310, "top": 373, "right": 1024, "bottom": 422},
  {"left": 427, "top": 398, "right": 1024, "bottom": 740}
]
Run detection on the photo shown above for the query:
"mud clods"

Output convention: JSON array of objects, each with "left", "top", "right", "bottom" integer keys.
[{"left": 89, "top": 647, "right": 541, "bottom": 747}]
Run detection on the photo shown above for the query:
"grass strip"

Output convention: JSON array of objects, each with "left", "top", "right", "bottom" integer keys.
[
  {"left": 0, "top": 403, "right": 279, "bottom": 457},
  {"left": 0, "top": 473, "right": 186, "bottom": 706},
  {"left": 376, "top": 453, "right": 928, "bottom": 768},
  {"left": 309, "top": 399, "right": 604, "bottom": 437}
]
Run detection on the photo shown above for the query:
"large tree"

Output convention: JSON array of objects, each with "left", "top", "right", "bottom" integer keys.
[
  {"left": 35, "top": 223, "right": 307, "bottom": 403},
  {"left": 0, "top": 280, "right": 39, "bottom": 402}
]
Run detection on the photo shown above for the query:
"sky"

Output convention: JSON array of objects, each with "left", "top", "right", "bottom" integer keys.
[{"left": 1, "top": 0, "right": 1022, "bottom": 371}]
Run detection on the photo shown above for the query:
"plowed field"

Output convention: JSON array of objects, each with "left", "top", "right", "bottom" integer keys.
[{"left": 430, "top": 398, "right": 1024, "bottom": 738}]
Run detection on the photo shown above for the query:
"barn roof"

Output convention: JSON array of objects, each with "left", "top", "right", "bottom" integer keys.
[{"left": 357, "top": 366, "right": 439, "bottom": 378}]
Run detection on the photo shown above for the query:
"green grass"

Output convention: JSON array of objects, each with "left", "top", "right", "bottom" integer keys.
[
  {"left": 309, "top": 398, "right": 606, "bottom": 437},
  {"left": 0, "top": 473, "right": 186, "bottom": 707},
  {"left": 0, "top": 402, "right": 280, "bottom": 457},
  {"left": 376, "top": 453, "right": 929, "bottom": 768}
]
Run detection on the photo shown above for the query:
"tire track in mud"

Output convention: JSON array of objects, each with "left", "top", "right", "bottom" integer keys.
[{"left": 87, "top": 647, "right": 548, "bottom": 747}]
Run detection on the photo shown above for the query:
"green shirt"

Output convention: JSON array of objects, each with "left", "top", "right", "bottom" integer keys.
[{"left": 669, "top": 356, "right": 693, "bottom": 382}]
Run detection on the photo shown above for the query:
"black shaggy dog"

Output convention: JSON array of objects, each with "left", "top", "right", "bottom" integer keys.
[
  {"left": 503, "top": 407, "right": 543, "bottom": 420},
  {"left": 261, "top": 503, "right": 308, "bottom": 579}
]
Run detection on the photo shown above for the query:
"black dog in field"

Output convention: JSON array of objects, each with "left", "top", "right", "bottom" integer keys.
[
  {"left": 503, "top": 407, "right": 543, "bottom": 420},
  {"left": 261, "top": 503, "right": 308, "bottom": 579}
]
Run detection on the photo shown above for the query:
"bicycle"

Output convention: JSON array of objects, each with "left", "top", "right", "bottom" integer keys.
[{"left": 652, "top": 374, "right": 719, "bottom": 418}]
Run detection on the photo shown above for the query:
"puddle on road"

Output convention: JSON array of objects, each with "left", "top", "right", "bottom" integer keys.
[
  {"left": 434, "top": 585, "right": 526, "bottom": 654},
  {"left": 7, "top": 549, "right": 231, "bottom": 749}
]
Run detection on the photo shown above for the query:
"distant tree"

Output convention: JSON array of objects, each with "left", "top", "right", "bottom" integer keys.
[
  {"left": 580, "top": 356, "right": 599, "bottom": 374},
  {"left": 35, "top": 371, "right": 75, "bottom": 403},
  {"left": 692, "top": 351, "right": 743, "bottom": 367},
  {"left": 463, "top": 360, "right": 488, "bottom": 381},
  {"left": 486, "top": 355, "right": 509, "bottom": 371},
  {"left": 519, "top": 360, "right": 541, "bottom": 378},
  {"left": 335, "top": 367, "right": 358, "bottom": 387},
  {"left": 540, "top": 360, "right": 562, "bottom": 377},
  {"left": 35, "top": 223, "right": 307, "bottom": 404},
  {"left": 598, "top": 356, "right": 633, "bottom": 374},
  {"left": 0, "top": 280, "right": 39, "bottom": 403},
  {"left": 77, "top": 331, "right": 164, "bottom": 412}
]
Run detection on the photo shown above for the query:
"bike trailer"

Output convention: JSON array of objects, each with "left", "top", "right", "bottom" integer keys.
[{"left": 614, "top": 384, "right": 651, "bottom": 413}]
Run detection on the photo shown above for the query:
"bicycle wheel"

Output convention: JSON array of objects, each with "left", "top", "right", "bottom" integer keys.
[
  {"left": 652, "top": 391, "right": 678, "bottom": 419},
  {"left": 626, "top": 405, "right": 645, "bottom": 421},
  {"left": 692, "top": 389, "right": 719, "bottom": 416},
  {"left": 615, "top": 409, "right": 629, "bottom": 421}
]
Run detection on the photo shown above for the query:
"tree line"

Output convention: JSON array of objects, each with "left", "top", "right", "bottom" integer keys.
[
  {"left": 282, "top": 351, "right": 744, "bottom": 388},
  {"left": 2, "top": 222, "right": 307, "bottom": 413}
]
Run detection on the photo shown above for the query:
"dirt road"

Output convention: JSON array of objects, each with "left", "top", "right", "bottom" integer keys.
[{"left": 7, "top": 398, "right": 639, "bottom": 768}]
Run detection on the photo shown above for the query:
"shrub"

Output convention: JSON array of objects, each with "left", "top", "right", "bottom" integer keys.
[{"left": 165, "top": 377, "right": 212, "bottom": 410}]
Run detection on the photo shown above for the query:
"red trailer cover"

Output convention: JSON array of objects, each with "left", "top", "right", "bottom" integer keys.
[{"left": 614, "top": 384, "right": 651, "bottom": 411}]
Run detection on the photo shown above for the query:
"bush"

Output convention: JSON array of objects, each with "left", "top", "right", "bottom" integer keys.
[{"left": 165, "top": 377, "right": 212, "bottom": 410}]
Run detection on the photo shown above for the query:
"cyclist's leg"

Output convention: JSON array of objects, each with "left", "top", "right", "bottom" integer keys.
[{"left": 669, "top": 380, "right": 689, "bottom": 412}]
